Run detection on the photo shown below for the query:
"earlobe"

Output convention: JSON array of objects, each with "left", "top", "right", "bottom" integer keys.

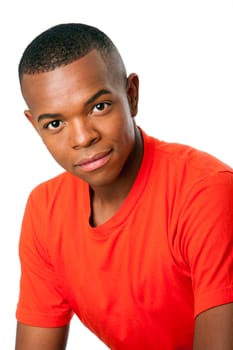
[{"left": 127, "top": 73, "right": 139, "bottom": 117}]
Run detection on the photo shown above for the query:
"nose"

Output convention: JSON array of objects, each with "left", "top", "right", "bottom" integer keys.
[{"left": 69, "top": 117, "right": 99, "bottom": 149}]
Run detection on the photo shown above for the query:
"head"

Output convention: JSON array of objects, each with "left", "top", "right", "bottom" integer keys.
[
  {"left": 19, "top": 23, "right": 127, "bottom": 85},
  {"left": 19, "top": 23, "right": 141, "bottom": 189}
]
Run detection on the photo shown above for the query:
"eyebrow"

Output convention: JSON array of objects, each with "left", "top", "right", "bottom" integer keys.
[
  {"left": 37, "top": 89, "right": 112, "bottom": 123},
  {"left": 37, "top": 113, "right": 62, "bottom": 123},
  {"left": 84, "top": 89, "right": 112, "bottom": 106}
]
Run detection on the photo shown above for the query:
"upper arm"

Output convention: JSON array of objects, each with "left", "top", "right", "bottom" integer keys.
[
  {"left": 15, "top": 322, "right": 70, "bottom": 350},
  {"left": 16, "top": 190, "right": 73, "bottom": 327},
  {"left": 193, "top": 303, "right": 233, "bottom": 350},
  {"left": 179, "top": 172, "right": 233, "bottom": 316},
  {"left": 181, "top": 173, "right": 233, "bottom": 348}
]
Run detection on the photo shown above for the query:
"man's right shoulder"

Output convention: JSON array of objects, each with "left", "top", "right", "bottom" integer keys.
[{"left": 29, "top": 172, "right": 82, "bottom": 205}]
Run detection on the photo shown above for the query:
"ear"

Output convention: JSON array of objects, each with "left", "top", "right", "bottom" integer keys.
[
  {"left": 24, "top": 110, "right": 39, "bottom": 133},
  {"left": 126, "top": 73, "right": 139, "bottom": 117}
]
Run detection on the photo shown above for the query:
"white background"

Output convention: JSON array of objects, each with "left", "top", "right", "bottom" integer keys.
[{"left": 1, "top": 0, "right": 233, "bottom": 348}]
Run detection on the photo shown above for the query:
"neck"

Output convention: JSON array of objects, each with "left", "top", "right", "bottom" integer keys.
[{"left": 90, "top": 127, "right": 143, "bottom": 226}]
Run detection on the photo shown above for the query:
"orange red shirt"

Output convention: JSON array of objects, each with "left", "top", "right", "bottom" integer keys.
[{"left": 16, "top": 131, "right": 233, "bottom": 349}]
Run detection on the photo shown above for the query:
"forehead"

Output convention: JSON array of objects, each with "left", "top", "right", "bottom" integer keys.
[{"left": 21, "top": 50, "right": 120, "bottom": 110}]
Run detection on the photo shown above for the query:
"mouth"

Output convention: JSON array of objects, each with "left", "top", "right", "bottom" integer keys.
[{"left": 75, "top": 150, "right": 112, "bottom": 172}]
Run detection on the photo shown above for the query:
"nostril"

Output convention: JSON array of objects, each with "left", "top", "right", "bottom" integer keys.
[
  {"left": 90, "top": 137, "right": 98, "bottom": 145},
  {"left": 71, "top": 133, "right": 99, "bottom": 149},
  {"left": 69, "top": 118, "right": 99, "bottom": 149}
]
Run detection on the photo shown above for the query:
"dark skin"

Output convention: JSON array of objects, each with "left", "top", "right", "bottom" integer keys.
[
  {"left": 15, "top": 324, "right": 69, "bottom": 350},
  {"left": 193, "top": 304, "right": 233, "bottom": 349},
  {"left": 16, "top": 50, "right": 233, "bottom": 349},
  {"left": 22, "top": 51, "right": 142, "bottom": 225}
]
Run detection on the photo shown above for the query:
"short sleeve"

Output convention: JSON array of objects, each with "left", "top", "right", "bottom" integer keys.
[
  {"left": 16, "top": 189, "right": 73, "bottom": 327},
  {"left": 178, "top": 171, "right": 233, "bottom": 317}
]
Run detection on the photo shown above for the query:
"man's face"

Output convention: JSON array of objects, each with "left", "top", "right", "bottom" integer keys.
[{"left": 21, "top": 50, "right": 140, "bottom": 189}]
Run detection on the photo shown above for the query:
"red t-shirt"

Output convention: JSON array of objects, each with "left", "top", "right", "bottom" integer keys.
[{"left": 16, "top": 131, "right": 233, "bottom": 349}]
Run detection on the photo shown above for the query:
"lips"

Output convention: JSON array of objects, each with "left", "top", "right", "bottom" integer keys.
[{"left": 75, "top": 150, "right": 112, "bottom": 172}]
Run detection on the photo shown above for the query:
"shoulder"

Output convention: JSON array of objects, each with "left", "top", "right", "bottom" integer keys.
[
  {"left": 152, "top": 136, "right": 231, "bottom": 173},
  {"left": 27, "top": 172, "right": 83, "bottom": 214},
  {"left": 142, "top": 130, "right": 233, "bottom": 233},
  {"left": 142, "top": 130, "right": 233, "bottom": 187},
  {"left": 21, "top": 172, "right": 85, "bottom": 246},
  {"left": 30, "top": 171, "right": 80, "bottom": 198}
]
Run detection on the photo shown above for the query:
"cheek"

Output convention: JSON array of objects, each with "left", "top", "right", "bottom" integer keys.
[
  {"left": 102, "top": 103, "right": 135, "bottom": 141},
  {"left": 41, "top": 135, "right": 68, "bottom": 161},
  {"left": 115, "top": 112, "right": 135, "bottom": 144}
]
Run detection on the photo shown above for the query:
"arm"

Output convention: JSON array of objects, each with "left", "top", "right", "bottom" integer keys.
[
  {"left": 179, "top": 172, "right": 233, "bottom": 348},
  {"left": 16, "top": 190, "right": 73, "bottom": 340},
  {"left": 193, "top": 303, "right": 233, "bottom": 349},
  {"left": 15, "top": 322, "right": 70, "bottom": 350}
]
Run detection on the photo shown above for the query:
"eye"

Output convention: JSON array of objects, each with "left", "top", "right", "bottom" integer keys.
[
  {"left": 92, "top": 102, "right": 111, "bottom": 113},
  {"left": 45, "top": 120, "right": 63, "bottom": 130},
  {"left": 94, "top": 103, "right": 105, "bottom": 111}
]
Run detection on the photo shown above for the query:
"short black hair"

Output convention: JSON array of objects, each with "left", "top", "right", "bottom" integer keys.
[{"left": 18, "top": 23, "right": 126, "bottom": 82}]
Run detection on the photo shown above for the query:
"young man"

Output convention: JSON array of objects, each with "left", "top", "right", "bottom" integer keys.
[{"left": 15, "top": 23, "right": 233, "bottom": 350}]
